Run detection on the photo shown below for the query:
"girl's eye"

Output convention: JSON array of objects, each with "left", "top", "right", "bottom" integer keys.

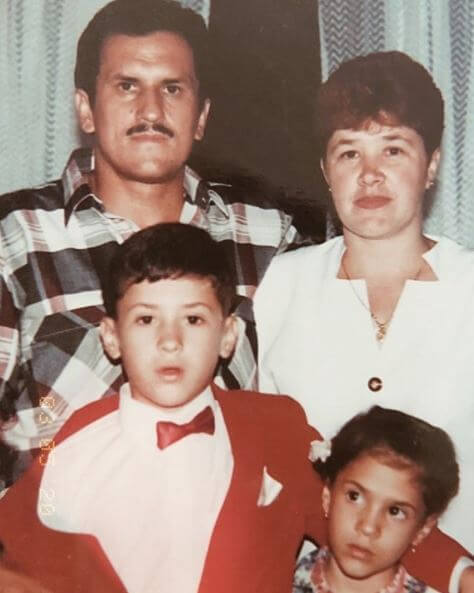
[
  {"left": 137, "top": 315, "right": 153, "bottom": 325},
  {"left": 346, "top": 489, "right": 361, "bottom": 502},
  {"left": 388, "top": 505, "right": 407, "bottom": 520}
]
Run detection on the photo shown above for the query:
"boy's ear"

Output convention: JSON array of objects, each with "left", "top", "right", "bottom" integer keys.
[
  {"left": 411, "top": 514, "right": 438, "bottom": 549},
  {"left": 99, "top": 317, "right": 121, "bottom": 361},
  {"left": 219, "top": 315, "right": 238, "bottom": 360},
  {"left": 322, "top": 485, "right": 331, "bottom": 517}
]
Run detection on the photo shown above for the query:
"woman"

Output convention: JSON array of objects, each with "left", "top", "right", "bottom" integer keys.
[{"left": 254, "top": 51, "right": 474, "bottom": 551}]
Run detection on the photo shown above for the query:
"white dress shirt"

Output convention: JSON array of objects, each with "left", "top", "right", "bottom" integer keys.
[
  {"left": 255, "top": 235, "right": 474, "bottom": 551},
  {"left": 40, "top": 384, "right": 234, "bottom": 593}
]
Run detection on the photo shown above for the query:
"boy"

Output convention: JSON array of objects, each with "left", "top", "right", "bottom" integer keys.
[
  {"left": 0, "top": 223, "right": 325, "bottom": 593},
  {"left": 0, "top": 224, "right": 467, "bottom": 593}
]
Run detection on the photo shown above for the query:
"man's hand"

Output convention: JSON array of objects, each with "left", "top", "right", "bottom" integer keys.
[
  {"left": 0, "top": 566, "right": 53, "bottom": 593},
  {"left": 460, "top": 566, "right": 474, "bottom": 593}
]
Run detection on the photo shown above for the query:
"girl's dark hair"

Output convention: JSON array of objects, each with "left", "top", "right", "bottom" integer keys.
[
  {"left": 102, "top": 222, "right": 235, "bottom": 318},
  {"left": 316, "top": 51, "right": 444, "bottom": 158},
  {"left": 316, "top": 406, "right": 459, "bottom": 517},
  {"left": 75, "top": 0, "right": 210, "bottom": 105}
]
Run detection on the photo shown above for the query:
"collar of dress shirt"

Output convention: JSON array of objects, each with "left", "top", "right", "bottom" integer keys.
[
  {"left": 119, "top": 382, "right": 217, "bottom": 449},
  {"left": 62, "top": 148, "right": 228, "bottom": 225}
]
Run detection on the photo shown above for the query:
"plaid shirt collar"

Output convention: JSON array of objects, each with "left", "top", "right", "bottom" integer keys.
[{"left": 62, "top": 147, "right": 228, "bottom": 225}]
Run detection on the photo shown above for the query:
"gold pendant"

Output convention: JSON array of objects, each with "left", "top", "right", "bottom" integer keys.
[{"left": 374, "top": 320, "right": 388, "bottom": 342}]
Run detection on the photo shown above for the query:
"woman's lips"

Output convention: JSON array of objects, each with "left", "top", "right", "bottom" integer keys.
[{"left": 354, "top": 196, "right": 391, "bottom": 209}]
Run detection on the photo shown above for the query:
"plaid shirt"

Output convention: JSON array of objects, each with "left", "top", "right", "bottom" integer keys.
[{"left": 0, "top": 148, "right": 298, "bottom": 487}]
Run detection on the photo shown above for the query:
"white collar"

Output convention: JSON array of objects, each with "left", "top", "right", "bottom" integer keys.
[{"left": 119, "top": 383, "right": 216, "bottom": 449}]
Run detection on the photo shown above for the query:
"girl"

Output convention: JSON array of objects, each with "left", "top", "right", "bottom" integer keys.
[{"left": 294, "top": 406, "right": 460, "bottom": 593}]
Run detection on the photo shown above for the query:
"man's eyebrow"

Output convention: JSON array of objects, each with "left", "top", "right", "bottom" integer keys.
[
  {"left": 161, "top": 75, "right": 195, "bottom": 86},
  {"left": 109, "top": 73, "right": 139, "bottom": 82}
]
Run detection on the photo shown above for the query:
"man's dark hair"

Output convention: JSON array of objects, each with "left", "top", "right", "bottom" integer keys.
[
  {"left": 316, "top": 406, "right": 459, "bottom": 518},
  {"left": 102, "top": 223, "right": 235, "bottom": 318},
  {"left": 75, "top": 0, "right": 210, "bottom": 105},
  {"left": 315, "top": 51, "right": 444, "bottom": 159}
]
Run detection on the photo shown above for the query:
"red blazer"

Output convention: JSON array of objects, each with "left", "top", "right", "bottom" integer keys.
[{"left": 0, "top": 386, "right": 467, "bottom": 593}]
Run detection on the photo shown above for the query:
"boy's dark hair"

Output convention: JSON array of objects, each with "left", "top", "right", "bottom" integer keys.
[
  {"left": 75, "top": 0, "right": 210, "bottom": 105},
  {"left": 102, "top": 223, "right": 235, "bottom": 318},
  {"left": 316, "top": 406, "right": 459, "bottom": 517},
  {"left": 315, "top": 51, "right": 444, "bottom": 159}
]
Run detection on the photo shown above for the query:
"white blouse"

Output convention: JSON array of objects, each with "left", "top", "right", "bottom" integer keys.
[{"left": 255, "top": 235, "right": 474, "bottom": 551}]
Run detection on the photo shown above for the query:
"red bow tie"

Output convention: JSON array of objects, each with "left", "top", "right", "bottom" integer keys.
[{"left": 156, "top": 406, "right": 215, "bottom": 450}]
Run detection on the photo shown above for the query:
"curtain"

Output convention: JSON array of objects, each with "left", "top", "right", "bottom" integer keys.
[
  {"left": 319, "top": 0, "right": 474, "bottom": 247},
  {"left": 0, "top": 0, "right": 210, "bottom": 195}
]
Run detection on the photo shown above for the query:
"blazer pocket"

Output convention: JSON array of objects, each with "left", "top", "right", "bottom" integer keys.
[{"left": 256, "top": 465, "right": 283, "bottom": 507}]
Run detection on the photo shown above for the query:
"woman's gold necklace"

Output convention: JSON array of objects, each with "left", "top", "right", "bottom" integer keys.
[{"left": 340, "top": 256, "right": 423, "bottom": 343}]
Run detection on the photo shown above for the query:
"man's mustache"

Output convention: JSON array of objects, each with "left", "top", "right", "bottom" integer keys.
[{"left": 126, "top": 122, "right": 174, "bottom": 137}]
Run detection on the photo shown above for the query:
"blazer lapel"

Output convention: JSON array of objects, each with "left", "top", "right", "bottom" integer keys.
[{"left": 198, "top": 385, "right": 266, "bottom": 591}]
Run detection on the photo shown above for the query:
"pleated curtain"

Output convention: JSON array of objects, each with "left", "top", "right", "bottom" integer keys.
[{"left": 319, "top": 0, "right": 474, "bottom": 247}]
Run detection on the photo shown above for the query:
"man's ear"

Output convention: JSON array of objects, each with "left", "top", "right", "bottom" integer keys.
[
  {"left": 99, "top": 317, "right": 121, "bottom": 361},
  {"left": 194, "top": 98, "right": 211, "bottom": 141},
  {"left": 219, "top": 314, "right": 238, "bottom": 360},
  {"left": 411, "top": 514, "right": 438, "bottom": 549},
  {"left": 75, "top": 89, "right": 95, "bottom": 134},
  {"left": 322, "top": 484, "right": 331, "bottom": 517}
]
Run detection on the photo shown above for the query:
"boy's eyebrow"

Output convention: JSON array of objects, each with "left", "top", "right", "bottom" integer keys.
[
  {"left": 126, "top": 302, "right": 214, "bottom": 310},
  {"left": 126, "top": 302, "right": 156, "bottom": 310},
  {"left": 182, "top": 302, "right": 213, "bottom": 310}
]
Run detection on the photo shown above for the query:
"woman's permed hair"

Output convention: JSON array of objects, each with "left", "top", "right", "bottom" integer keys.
[
  {"left": 315, "top": 51, "right": 444, "bottom": 159},
  {"left": 315, "top": 406, "right": 459, "bottom": 518}
]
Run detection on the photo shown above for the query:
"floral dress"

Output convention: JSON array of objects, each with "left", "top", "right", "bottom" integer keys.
[{"left": 293, "top": 547, "right": 435, "bottom": 593}]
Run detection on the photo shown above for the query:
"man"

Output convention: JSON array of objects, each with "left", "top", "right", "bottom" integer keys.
[{"left": 0, "top": 0, "right": 299, "bottom": 490}]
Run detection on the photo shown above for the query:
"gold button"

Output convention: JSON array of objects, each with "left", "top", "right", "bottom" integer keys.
[{"left": 368, "top": 377, "right": 383, "bottom": 392}]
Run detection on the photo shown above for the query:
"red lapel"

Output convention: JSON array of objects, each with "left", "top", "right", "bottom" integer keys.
[{"left": 0, "top": 395, "right": 127, "bottom": 593}]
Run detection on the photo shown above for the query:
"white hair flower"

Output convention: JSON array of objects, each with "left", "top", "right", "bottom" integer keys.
[{"left": 309, "top": 439, "right": 331, "bottom": 463}]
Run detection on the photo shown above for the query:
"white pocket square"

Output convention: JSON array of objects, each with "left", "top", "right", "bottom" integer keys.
[{"left": 257, "top": 466, "right": 283, "bottom": 507}]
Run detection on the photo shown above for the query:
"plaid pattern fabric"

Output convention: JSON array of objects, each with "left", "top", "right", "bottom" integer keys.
[{"left": 0, "top": 148, "right": 298, "bottom": 488}]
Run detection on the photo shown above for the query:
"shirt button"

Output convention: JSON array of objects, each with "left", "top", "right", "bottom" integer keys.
[{"left": 368, "top": 377, "right": 383, "bottom": 392}]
